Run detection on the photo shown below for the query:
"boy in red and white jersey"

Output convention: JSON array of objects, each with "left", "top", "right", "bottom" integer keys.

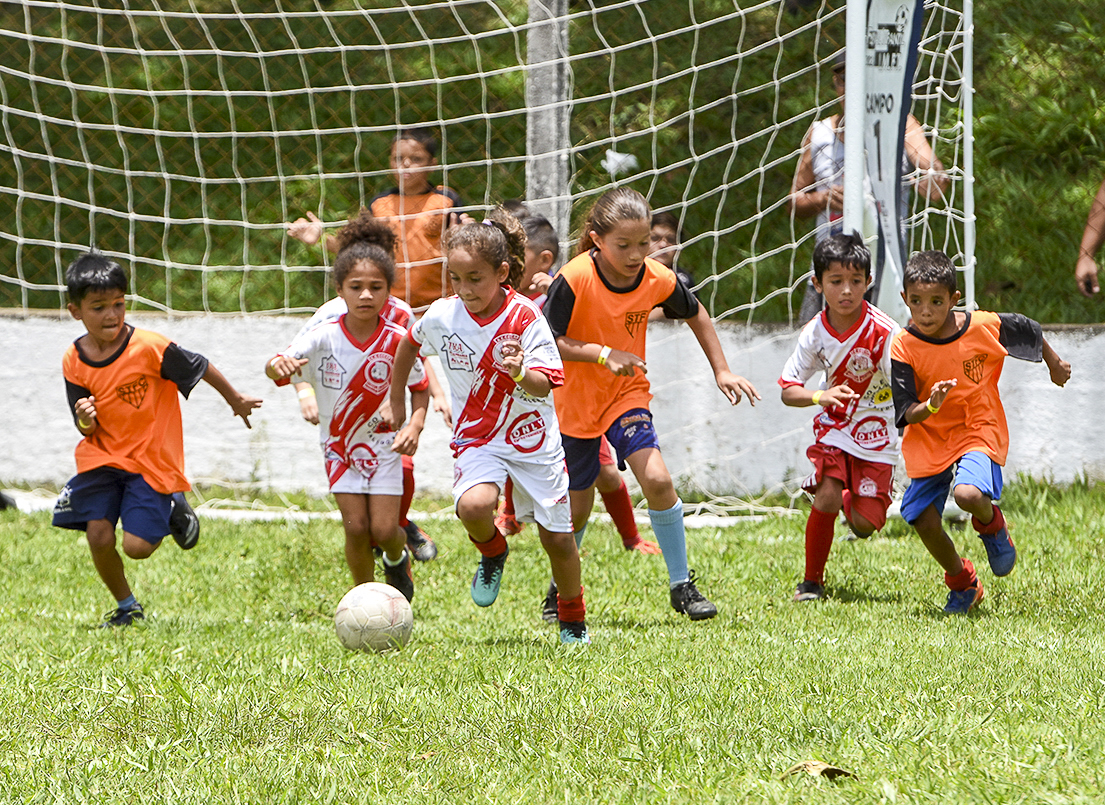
[{"left": 779, "top": 232, "right": 900, "bottom": 602}]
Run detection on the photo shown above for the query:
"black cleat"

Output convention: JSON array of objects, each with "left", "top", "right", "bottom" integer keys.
[
  {"left": 404, "top": 521, "right": 438, "bottom": 562},
  {"left": 169, "top": 493, "right": 200, "bottom": 550},
  {"left": 670, "top": 571, "right": 717, "bottom": 620}
]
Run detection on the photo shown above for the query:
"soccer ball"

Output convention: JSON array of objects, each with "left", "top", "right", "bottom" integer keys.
[{"left": 334, "top": 582, "right": 414, "bottom": 653}]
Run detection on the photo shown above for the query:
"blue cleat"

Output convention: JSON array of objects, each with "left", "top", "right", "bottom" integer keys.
[
  {"left": 471, "top": 544, "right": 508, "bottom": 607},
  {"left": 559, "top": 620, "right": 590, "bottom": 645},
  {"left": 979, "top": 528, "right": 1017, "bottom": 577},
  {"left": 944, "top": 581, "right": 984, "bottom": 614}
]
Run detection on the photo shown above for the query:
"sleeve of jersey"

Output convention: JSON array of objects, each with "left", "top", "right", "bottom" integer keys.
[
  {"left": 161, "top": 342, "right": 209, "bottom": 398},
  {"left": 272, "top": 328, "right": 321, "bottom": 387},
  {"left": 64, "top": 379, "right": 92, "bottom": 430},
  {"left": 407, "top": 356, "right": 429, "bottom": 392},
  {"left": 407, "top": 316, "right": 429, "bottom": 352},
  {"left": 658, "top": 278, "right": 700, "bottom": 320},
  {"left": 890, "top": 357, "right": 920, "bottom": 430},
  {"left": 997, "top": 313, "right": 1043, "bottom": 362},
  {"left": 520, "top": 314, "right": 565, "bottom": 387},
  {"left": 542, "top": 275, "right": 576, "bottom": 339},
  {"left": 778, "top": 326, "right": 818, "bottom": 388}
]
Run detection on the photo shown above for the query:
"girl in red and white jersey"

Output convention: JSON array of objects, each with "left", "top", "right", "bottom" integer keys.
[
  {"left": 267, "top": 215, "right": 429, "bottom": 602},
  {"left": 387, "top": 208, "right": 589, "bottom": 645}
]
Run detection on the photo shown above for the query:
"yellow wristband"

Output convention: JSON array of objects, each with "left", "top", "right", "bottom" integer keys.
[
  {"left": 77, "top": 417, "right": 93, "bottom": 429},
  {"left": 811, "top": 390, "right": 823, "bottom": 406},
  {"left": 510, "top": 367, "right": 526, "bottom": 382},
  {"left": 597, "top": 345, "right": 612, "bottom": 366},
  {"left": 926, "top": 401, "right": 940, "bottom": 414},
  {"left": 297, "top": 387, "right": 316, "bottom": 400},
  {"left": 270, "top": 356, "right": 280, "bottom": 369}
]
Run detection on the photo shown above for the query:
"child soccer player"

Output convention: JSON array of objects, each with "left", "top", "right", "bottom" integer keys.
[
  {"left": 543, "top": 187, "right": 760, "bottom": 621},
  {"left": 288, "top": 127, "right": 462, "bottom": 310},
  {"left": 266, "top": 214, "right": 429, "bottom": 601},
  {"left": 648, "top": 210, "right": 695, "bottom": 288},
  {"left": 387, "top": 209, "right": 589, "bottom": 644},
  {"left": 52, "top": 251, "right": 262, "bottom": 627},
  {"left": 891, "top": 250, "right": 1071, "bottom": 613},
  {"left": 779, "top": 232, "right": 900, "bottom": 602}
]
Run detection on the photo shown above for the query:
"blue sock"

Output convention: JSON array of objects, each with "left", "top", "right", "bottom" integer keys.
[
  {"left": 649, "top": 499, "right": 689, "bottom": 586},
  {"left": 117, "top": 594, "right": 138, "bottom": 611},
  {"left": 573, "top": 523, "right": 588, "bottom": 550}
]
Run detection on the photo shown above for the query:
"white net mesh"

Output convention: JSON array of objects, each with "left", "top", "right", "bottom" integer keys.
[{"left": 1, "top": 0, "right": 969, "bottom": 326}]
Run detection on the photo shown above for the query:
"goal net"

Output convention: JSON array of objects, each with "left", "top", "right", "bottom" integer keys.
[{"left": 1, "top": 0, "right": 969, "bottom": 320}]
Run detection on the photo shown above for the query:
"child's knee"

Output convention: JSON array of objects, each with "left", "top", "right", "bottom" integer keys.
[
  {"left": 539, "top": 529, "right": 577, "bottom": 557},
  {"left": 953, "top": 484, "right": 988, "bottom": 510},
  {"left": 85, "top": 521, "right": 116, "bottom": 550},
  {"left": 849, "top": 512, "right": 876, "bottom": 537},
  {"left": 121, "top": 533, "right": 157, "bottom": 559},
  {"left": 456, "top": 485, "right": 498, "bottom": 524},
  {"left": 594, "top": 463, "right": 620, "bottom": 493},
  {"left": 341, "top": 513, "right": 371, "bottom": 539}
]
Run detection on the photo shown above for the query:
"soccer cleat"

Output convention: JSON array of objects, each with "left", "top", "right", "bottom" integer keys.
[
  {"left": 494, "top": 509, "right": 524, "bottom": 536},
  {"left": 624, "top": 537, "right": 662, "bottom": 554},
  {"left": 979, "top": 528, "right": 1016, "bottom": 577},
  {"left": 793, "top": 580, "right": 825, "bottom": 602},
  {"left": 382, "top": 549, "right": 415, "bottom": 603},
  {"left": 404, "top": 521, "right": 438, "bottom": 562},
  {"left": 168, "top": 492, "right": 200, "bottom": 550},
  {"left": 944, "top": 581, "right": 984, "bottom": 614},
  {"left": 670, "top": 570, "right": 718, "bottom": 620},
  {"left": 471, "top": 544, "right": 509, "bottom": 607},
  {"left": 541, "top": 580, "right": 559, "bottom": 623},
  {"left": 99, "top": 603, "right": 145, "bottom": 628},
  {"left": 559, "top": 620, "right": 590, "bottom": 645}
]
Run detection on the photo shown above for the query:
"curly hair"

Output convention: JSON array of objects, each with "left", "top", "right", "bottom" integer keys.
[
  {"left": 442, "top": 207, "right": 527, "bottom": 289},
  {"left": 331, "top": 208, "right": 397, "bottom": 288}
]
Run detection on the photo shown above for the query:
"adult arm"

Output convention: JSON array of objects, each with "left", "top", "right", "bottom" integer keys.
[{"left": 1076, "top": 176, "right": 1105, "bottom": 296}]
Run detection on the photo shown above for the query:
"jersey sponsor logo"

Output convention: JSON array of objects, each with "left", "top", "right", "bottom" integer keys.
[
  {"left": 624, "top": 310, "right": 649, "bottom": 337},
  {"left": 963, "top": 354, "right": 987, "bottom": 384},
  {"left": 347, "top": 442, "right": 381, "bottom": 480},
  {"left": 441, "top": 333, "right": 477, "bottom": 372},
  {"left": 361, "top": 352, "right": 394, "bottom": 395},
  {"left": 861, "top": 377, "right": 892, "bottom": 405},
  {"left": 454, "top": 464, "right": 464, "bottom": 485},
  {"left": 844, "top": 348, "right": 875, "bottom": 384},
  {"left": 116, "top": 376, "right": 148, "bottom": 409},
  {"left": 505, "top": 410, "right": 547, "bottom": 453},
  {"left": 54, "top": 484, "right": 72, "bottom": 514},
  {"left": 318, "top": 353, "right": 347, "bottom": 389},
  {"left": 851, "top": 415, "right": 891, "bottom": 451}
]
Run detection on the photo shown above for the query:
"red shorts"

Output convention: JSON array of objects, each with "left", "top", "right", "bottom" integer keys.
[{"left": 802, "top": 443, "right": 894, "bottom": 530}]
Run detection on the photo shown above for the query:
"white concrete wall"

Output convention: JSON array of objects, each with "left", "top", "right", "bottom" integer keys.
[{"left": 2, "top": 312, "right": 1100, "bottom": 498}]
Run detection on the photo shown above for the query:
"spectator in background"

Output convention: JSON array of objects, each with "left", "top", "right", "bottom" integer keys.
[
  {"left": 648, "top": 211, "right": 696, "bottom": 288},
  {"left": 1075, "top": 175, "right": 1105, "bottom": 296},
  {"left": 789, "top": 54, "right": 950, "bottom": 324}
]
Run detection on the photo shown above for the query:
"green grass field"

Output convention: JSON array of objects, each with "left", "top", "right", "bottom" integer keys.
[{"left": 3, "top": 479, "right": 1105, "bottom": 803}]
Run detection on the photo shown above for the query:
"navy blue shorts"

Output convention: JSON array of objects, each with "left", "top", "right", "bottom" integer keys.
[
  {"left": 899, "top": 451, "right": 1003, "bottom": 524},
  {"left": 562, "top": 408, "right": 661, "bottom": 491},
  {"left": 52, "top": 466, "right": 173, "bottom": 543}
]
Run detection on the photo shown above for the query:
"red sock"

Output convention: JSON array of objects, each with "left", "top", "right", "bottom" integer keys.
[
  {"left": 945, "top": 558, "right": 977, "bottom": 590},
  {"left": 502, "top": 477, "right": 516, "bottom": 517},
  {"left": 398, "top": 455, "right": 415, "bottom": 528},
  {"left": 470, "top": 529, "right": 508, "bottom": 558},
  {"left": 557, "top": 587, "right": 586, "bottom": 622},
  {"left": 600, "top": 480, "right": 640, "bottom": 545},
  {"left": 804, "top": 506, "right": 837, "bottom": 585},
  {"left": 971, "top": 505, "right": 1005, "bottom": 535}
]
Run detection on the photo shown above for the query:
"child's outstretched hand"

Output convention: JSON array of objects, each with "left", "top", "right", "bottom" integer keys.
[
  {"left": 230, "top": 394, "right": 263, "bottom": 429},
  {"left": 605, "top": 348, "right": 646, "bottom": 376},
  {"left": 288, "top": 212, "right": 324, "bottom": 245},
  {"left": 928, "top": 378, "right": 957, "bottom": 411},
  {"left": 267, "top": 355, "right": 309, "bottom": 381},
  {"left": 817, "top": 383, "right": 859, "bottom": 409},
  {"left": 74, "top": 396, "right": 98, "bottom": 431},
  {"left": 716, "top": 371, "right": 761, "bottom": 406}
]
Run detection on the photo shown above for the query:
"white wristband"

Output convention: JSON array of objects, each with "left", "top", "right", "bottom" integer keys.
[
  {"left": 597, "top": 345, "right": 612, "bottom": 366},
  {"left": 297, "top": 387, "right": 316, "bottom": 400}
]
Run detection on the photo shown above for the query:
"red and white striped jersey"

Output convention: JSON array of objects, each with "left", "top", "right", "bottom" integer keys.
[
  {"left": 779, "top": 301, "right": 901, "bottom": 464},
  {"left": 409, "top": 288, "right": 564, "bottom": 459},
  {"left": 279, "top": 315, "right": 427, "bottom": 486}
]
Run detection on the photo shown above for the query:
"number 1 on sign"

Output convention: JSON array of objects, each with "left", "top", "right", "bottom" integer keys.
[{"left": 873, "top": 120, "right": 882, "bottom": 181}]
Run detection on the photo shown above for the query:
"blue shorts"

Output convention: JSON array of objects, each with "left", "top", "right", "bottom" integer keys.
[
  {"left": 52, "top": 466, "right": 173, "bottom": 543},
  {"left": 562, "top": 408, "right": 661, "bottom": 491},
  {"left": 899, "top": 451, "right": 1003, "bottom": 524}
]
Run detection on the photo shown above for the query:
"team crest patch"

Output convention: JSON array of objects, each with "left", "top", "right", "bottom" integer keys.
[
  {"left": 318, "top": 354, "right": 346, "bottom": 389},
  {"left": 857, "top": 476, "right": 879, "bottom": 498},
  {"left": 441, "top": 333, "right": 476, "bottom": 372},
  {"left": 347, "top": 442, "right": 380, "bottom": 480},
  {"left": 506, "top": 410, "right": 546, "bottom": 453},
  {"left": 851, "top": 415, "right": 891, "bottom": 451},
  {"left": 116, "top": 376, "right": 148, "bottom": 409},
  {"left": 963, "top": 354, "right": 987, "bottom": 383},
  {"left": 54, "top": 484, "right": 72, "bottom": 514},
  {"left": 490, "top": 333, "right": 524, "bottom": 372},
  {"left": 361, "top": 353, "right": 394, "bottom": 395},
  {"left": 844, "top": 348, "right": 875, "bottom": 384},
  {"left": 624, "top": 310, "right": 649, "bottom": 337}
]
